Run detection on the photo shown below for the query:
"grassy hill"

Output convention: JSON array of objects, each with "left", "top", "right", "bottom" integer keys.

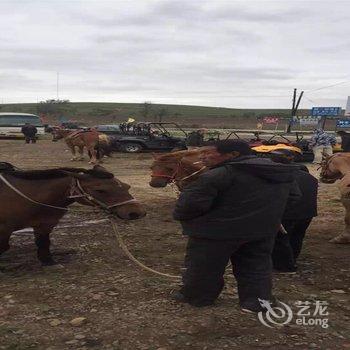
[{"left": 0, "top": 102, "right": 302, "bottom": 128}]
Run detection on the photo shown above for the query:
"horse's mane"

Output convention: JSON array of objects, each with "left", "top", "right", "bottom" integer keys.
[
  {"left": 0, "top": 163, "right": 113, "bottom": 180},
  {"left": 156, "top": 149, "right": 203, "bottom": 162}
]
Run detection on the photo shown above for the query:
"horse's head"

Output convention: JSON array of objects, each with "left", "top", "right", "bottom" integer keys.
[
  {"left": 149, "top": 154, "right": 180, "bottom": 188},
  {"left": 51, "top": 127, "right": 66, "bottom": 142},
  {"left": 319, "top": 154, "right": 342, "bottom": 183},
  {"left": 149, "top": 150, "right": 204, "bottom": 188},
  {"left": 69, "top": 165, "right": 146, "bottom": 220}
]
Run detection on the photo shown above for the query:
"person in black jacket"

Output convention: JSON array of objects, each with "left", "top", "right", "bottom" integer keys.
[
  {"left": 270, "top": 150, "right": 318, "bottom": 273},
  {"left": 337, "top": 131, "right": 350, "bottom": 152},
  {"left": 172, "top": 140, "right": 301, "bottom": 312},
  {"left": 21, "top": 123, "right": 38, "bottom": 143},
  {"left": 185, "top": 129, "right": 207, "bottom": 149}
]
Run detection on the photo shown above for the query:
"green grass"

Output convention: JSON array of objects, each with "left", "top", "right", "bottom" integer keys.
[{"left": 0, "top": 102, "right": 302, "bottom": 128}]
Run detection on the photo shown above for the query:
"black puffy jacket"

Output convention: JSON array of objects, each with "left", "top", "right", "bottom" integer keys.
[
  {"left": 21, "top": 125, "right": 37, "bottom": 137},
  {"left": 173, "top": 156, "right": 301, "bottom": 240},
  {"left": 283, "top": 168, "right": 318, "bottom": 220}
]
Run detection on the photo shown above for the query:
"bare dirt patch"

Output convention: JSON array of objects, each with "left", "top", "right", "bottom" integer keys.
[{"left": 0, "top": 140, "right": 349, "bottom": 350}]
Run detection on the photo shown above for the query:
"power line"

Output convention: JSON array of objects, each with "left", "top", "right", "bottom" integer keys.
[
  {"left": 303, "top": 95, "right": 321, "bottom": 106},
  {"left": 306, "top": 78, "right": 350, "bottom": 93}
]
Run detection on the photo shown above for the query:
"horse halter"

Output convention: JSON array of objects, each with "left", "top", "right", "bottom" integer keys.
[
  {"left": 68, "top": 178, "right": 138, "bottom": 212},
  {"left": 151, "top": 161, "right": 181, "bottom": 181},
  {"left": 151, "top": 159, "right": 206, "bottom": 183}
]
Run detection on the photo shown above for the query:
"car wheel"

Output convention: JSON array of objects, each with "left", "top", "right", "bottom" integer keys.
[{"left": 122, "top": 143, "right": 143, "bottom": 153}]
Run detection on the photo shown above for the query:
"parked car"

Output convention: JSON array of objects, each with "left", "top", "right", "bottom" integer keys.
[
  {"left": 0, "top": 113, "right": 45, "bottom": 138},
  {"left": 95, "top": 122, "right": 187, "bottom": 153},
  {"left": 95, "top": 124, "right": 121, "bottom": 135}
]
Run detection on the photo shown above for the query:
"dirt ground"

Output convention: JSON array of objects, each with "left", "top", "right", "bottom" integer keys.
[{"left": 0, "top": 139, "right": 349, "bottom": 350}]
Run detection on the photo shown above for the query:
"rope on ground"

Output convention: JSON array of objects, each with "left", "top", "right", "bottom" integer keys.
[{"left": 109, "top": 217, "right": 181, "bottom": 280}]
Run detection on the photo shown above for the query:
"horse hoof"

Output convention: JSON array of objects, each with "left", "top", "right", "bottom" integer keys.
[{"left": 70, "top": 158, "right": 77, "bottom": 161}]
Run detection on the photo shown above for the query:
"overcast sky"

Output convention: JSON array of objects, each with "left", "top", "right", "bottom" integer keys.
[{"left": 0, "top": 0, "right": 349, "bottom": 109}]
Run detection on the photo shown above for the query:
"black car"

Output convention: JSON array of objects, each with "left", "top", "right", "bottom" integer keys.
[{"left": 95, "top": 122, "right": 187, "bottom": 153}]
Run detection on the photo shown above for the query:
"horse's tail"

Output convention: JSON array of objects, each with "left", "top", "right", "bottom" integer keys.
[{"left": 96, "top": 134, "right": 111, "bottom": 159}]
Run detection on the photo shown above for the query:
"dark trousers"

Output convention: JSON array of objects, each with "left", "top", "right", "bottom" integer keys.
[
  {"left": 181, "top": 235, "right": 275, "bottom": 306},
  {"left": 272, "top": 218, "right": 313, "bottom": 271},
  {"left": 25, "top": 136, "right": 36, "bottom": 143}
]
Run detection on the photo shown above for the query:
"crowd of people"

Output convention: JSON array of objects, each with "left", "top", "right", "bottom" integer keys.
[{"left": 171, "top": 139, "right": 318, "bottom": 313}]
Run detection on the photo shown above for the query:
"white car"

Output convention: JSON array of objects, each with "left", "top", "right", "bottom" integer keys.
[{"left": 0, "top": 113, "right": 45, "bottom": 138}]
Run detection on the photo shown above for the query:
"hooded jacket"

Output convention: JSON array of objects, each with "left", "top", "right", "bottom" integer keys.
[{"left": 173, "top": 155, "right": 301, "bottom": 240}]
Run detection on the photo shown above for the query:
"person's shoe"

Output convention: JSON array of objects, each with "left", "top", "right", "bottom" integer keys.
[
  {"left": 170, "top": 290, "right": 214, "bottom": 307},
  {"left": 241, "top": 304, "right": 266, "bottom": 313},
  {"left": 240, "top": 297, "right": 278, "bottom": 314},
  {"left": 189, "top": 299, "right": 215, "bottom": 308},
  {"left": 241, "top": 306, "right": 260, "bottom": 314}
]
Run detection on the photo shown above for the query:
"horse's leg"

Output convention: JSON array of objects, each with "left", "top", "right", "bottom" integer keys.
[
  {"left": 33, "top": 224, "right": 57, "bottom": 265},
  {"left": 70, "top": 146, "right": 78, "bottom": 161},
  {"left": 95, "top": 145, "right": 103, "bottom": 163},
  {"left": 330, "top": 196, "right": 350, "bottom": 243},
  {"left": 78, "top": 146, "right": 85, "bottom": 161},
  {"left": 88, "top": 147, "right": 97, "bottom": 164}
]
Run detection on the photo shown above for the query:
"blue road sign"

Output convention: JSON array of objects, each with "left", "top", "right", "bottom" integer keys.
[
  {"left": 311, "top": 107, "right": 342, "bottom": 117},
  {"left": 336, "top": 119, "right": 350, "bottom": 128}
]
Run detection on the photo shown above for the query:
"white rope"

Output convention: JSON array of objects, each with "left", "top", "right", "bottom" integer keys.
[
  {"left": 0, "top": 174, "right": 69, "bottom": 211},
  {"left": 177, "top": 166, "right": 206, "bottom": 182},
  {"left": 110, "top": 218, "right": 181, "bottom": 279}
]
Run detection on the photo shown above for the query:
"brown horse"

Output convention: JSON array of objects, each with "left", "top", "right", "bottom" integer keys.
[
  {"left": 51, "top": 128, "right": 108, "bottom": 164},
  {"left": 0, "top": 163, "right": 146, "bottom": 265},
  {"left": 320, "top": 152, "right": 350, "bottom": 243},
  {"left": 149, "top": 149, "right": 207, "bottom": 190}
]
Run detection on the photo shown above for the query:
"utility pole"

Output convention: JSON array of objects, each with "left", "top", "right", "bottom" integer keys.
[
  {"left": 287, "top": 88, "right": 304, "bottom": 133},
  {"left": 56, "top": 72, "right": 59, "bottom": 100}
]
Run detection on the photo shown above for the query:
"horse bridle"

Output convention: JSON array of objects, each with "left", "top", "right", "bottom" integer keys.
[
  {"left": 151, "top": 159, "right": 206, "bottom": 184},
  {"left": 69, "top": 178, "right": 138, "bottom": 211},
  {"left": 0, "top": 174, "right": 138, "bottom": 213}
]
